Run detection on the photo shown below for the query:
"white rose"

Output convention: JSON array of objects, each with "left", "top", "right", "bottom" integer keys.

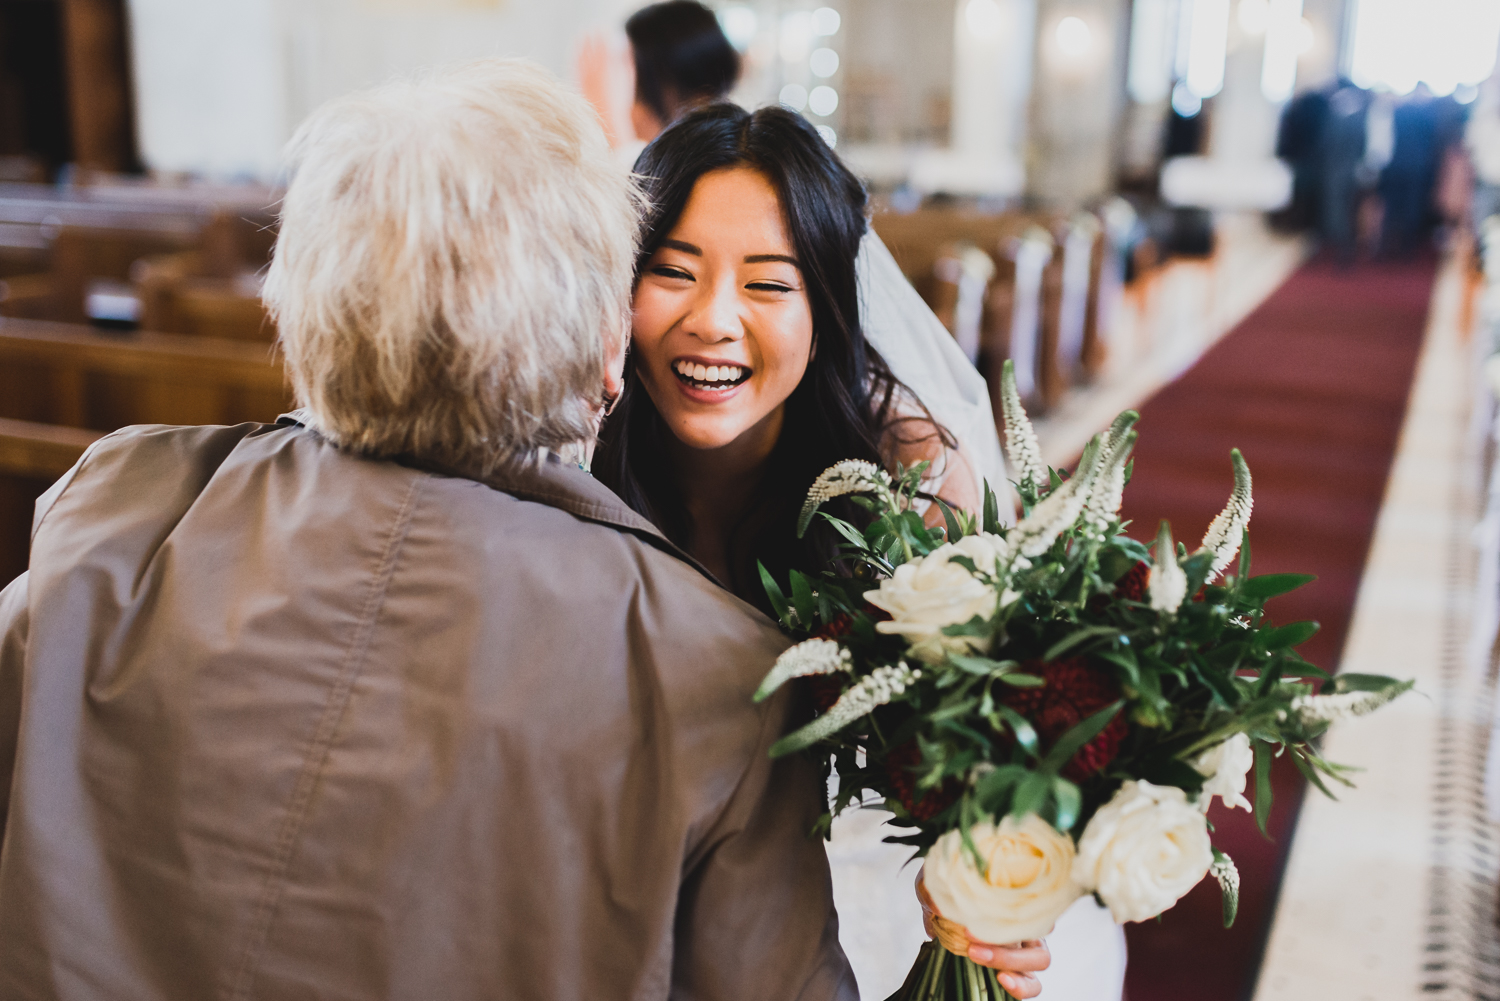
[
  {"left": 1193, "top": 733, "right": 1253, "bottom": 812},
  {"left": 864, "top": 534, "right": 1006, "bottom": 664},
  {"left": 1075, "top": 780, "right": 1213, "bottom": 924},
  {"left": 922, "top": 814, "right": 1082, "bottom": 944}
]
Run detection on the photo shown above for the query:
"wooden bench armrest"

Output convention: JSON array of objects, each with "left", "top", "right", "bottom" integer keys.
[{"left": 0, "top": 418, "right": 103, "bottom": 480}]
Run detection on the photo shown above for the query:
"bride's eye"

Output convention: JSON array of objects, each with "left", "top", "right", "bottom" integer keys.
[
  {"left": 651, "top": 265, "right": 693, "bottom": 281},
  {"left": 746, "top": 281, "right": 795, "bottom": 293}
]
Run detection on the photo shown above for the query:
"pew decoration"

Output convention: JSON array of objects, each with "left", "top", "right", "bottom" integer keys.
[{"left": 756, "top": 359, "right": 1411, "bottom": 1001}]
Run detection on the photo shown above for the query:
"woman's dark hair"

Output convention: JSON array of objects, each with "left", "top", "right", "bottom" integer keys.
[
  {"left": 594, "top": 104, "right": 947, "bottom": 611},
  {"left": 625, "top": 1, "right": 740, "bottom": 125}
]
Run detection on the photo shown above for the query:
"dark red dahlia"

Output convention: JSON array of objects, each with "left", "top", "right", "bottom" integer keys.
[
  {"left": 999, "top": 657, "right": 1129, "bottom": 782},
  {"left": 803, "top": 674, "right": 846, "bottom": 714},
  {"left": 885, "top": 740, "right": 962, "bottom": 821},
  {"left": 813, "top": 613, "right": 855, "bottom": 640},
  {"left": 1113, "top": 561, "right": 1151, "bottom": 602}
]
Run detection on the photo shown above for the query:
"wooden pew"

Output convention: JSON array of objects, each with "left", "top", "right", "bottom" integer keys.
[
  {"left": 0, "top": 317, "right": 291, "bottom": 583},
  {"left": 0, "top": 317, "right": 289, "bottom": 430},
  {"left": 0, "top": 418, "right": 103, "bottom": 586}
]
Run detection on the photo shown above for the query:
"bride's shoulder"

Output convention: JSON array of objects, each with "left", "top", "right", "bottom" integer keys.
[{"left": 880, "top": 413, "right": 980, "bottom": 519}]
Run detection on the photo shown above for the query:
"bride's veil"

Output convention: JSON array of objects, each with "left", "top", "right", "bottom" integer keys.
[{"left": 856, "top": 229, "right": 1010, "bottom": 516}]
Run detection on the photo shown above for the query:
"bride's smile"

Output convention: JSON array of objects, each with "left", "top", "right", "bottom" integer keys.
[{"left": 631, "top": 166, "right": 814, "bottom": 454}]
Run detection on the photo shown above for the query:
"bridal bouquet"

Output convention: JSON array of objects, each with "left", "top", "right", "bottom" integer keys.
[{"left": 755, "top": 361, "right": 1411, "bottom": 1001}]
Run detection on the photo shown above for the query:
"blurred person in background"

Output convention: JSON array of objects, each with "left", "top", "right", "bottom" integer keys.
[
  {"left": 579, "top": 0, "right": 740, "bottom": 161},
  {"left": 1380, "top": 85, "right": 1441, "bottom": 256},
  {"left": 1321, "top": 80, "right": 1369, "bottom": 265},
  {"left": 1276, "top": 87, "right": 1330, "bottom": 231},
  {"left": 0, "top": 60, "right": 857, "bottom": 1001}
]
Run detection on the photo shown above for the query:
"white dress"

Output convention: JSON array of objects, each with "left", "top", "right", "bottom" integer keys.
[
  {"left": 833, "top": 232, "right": 1128, "bottom": 1000},
  {"left": 825, "top": 801, "right": 1128, "bottom": 1000}
]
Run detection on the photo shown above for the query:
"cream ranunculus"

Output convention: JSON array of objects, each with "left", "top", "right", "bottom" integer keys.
[
  {"left": 1192, "top": 733, "right": 1254, "bottom": 812},
  {"left": 922, "top": 814, "right": 1083, "bottom": 944},
  {"left": 864, "top": 534, "right": 1006, "bottom": 664},
  {"left": 1074, "top": 779, "right": 1213, "bottom": 924}
]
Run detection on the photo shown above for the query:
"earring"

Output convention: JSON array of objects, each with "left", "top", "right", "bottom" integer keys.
[{"left": 602, "top": 389, "right": 621, "bottom": 417}]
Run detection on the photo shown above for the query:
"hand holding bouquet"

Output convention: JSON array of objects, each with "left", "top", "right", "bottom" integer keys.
[{"left": 756, "top": 361, "right": 1411, "bottom": 1001}]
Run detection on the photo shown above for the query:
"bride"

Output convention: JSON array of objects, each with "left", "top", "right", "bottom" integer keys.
[{"left": 593, "top": 103, "right": 1125, "bottom": 1000}]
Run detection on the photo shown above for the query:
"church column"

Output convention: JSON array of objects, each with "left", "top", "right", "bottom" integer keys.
[{"left": 1025, "top": 0, "right": 1131, "bottom": 207}]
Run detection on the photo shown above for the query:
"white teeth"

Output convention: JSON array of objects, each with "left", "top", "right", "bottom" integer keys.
[{"left": 675, "top": 360, "right": 747, "bottom": 385}]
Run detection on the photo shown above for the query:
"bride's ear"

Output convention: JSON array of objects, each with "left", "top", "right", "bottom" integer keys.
[{"left": 602, "top": 327, "right": 629, "bottom": 405}]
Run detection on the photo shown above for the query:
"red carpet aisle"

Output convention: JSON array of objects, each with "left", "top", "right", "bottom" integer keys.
[{"left": 1114, "top": 254, "right": 1438, "bottom": 1001}]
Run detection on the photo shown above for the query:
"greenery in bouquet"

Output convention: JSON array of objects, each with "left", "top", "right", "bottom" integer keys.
[{"left": 754, "top": 361, "right": 1412, "bottom": 1001}]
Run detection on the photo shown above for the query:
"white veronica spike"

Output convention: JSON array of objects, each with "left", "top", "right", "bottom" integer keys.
[
  {"left": 798, "top": 459, "right": 894, "bottom": 536},
  {"left": 1289, "top": 679, "right": 1413, "bottom": 725},
  {"left": 999, "top": 360, "right": 1046, "bottom": 494},
  {"left": 1006, "top": 436, "right": 1102, "bottom": 559},
  {"left": 770, "top": 662, "right": 922, "bottom": 756},
  {"left": 1148, "top": 520, "right": 1188, "bottom": 612},
  {"left": 1082, "top": 424, "right": 1138, "bottom": 539},
  {"left": 1198, "top": 449, "right": 1253, "bottom": 580},
  {"left": 754, "top": 638, "right": 852, "bottom": 703}
]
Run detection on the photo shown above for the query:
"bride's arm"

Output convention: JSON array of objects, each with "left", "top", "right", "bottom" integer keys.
[{"left": 887, "top": 420, "right": 983, "bottom": 532}]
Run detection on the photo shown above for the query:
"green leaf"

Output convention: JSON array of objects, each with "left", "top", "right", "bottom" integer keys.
[
  {"left": 1288, "top": 747, "right": 1339, "bottom": 800},
  {"left": 997, "top": 672, "right": 1046, "bottom": 688},
  {"left": 948, "top": 654, "right": 1021, "bottom": 677},
  {"left": 1112, "top": 535, "right": 1152, "bottom": 564},
  {"left": 974, "top": 763, "right": 1027, "bottom": 814},
  {"left": 818, "top": 512, "right": 872, "bottom": 550},
  {"left": 1190, "top": 660, "right": 1242, "bottom": 709},
  {"left": 1052, "top": 776, "right": 1082, "bottom": 832},
  {"left": 1238, "top": 530, "right": 1253, "bottom": 581},
  {"left": 982, "top": 479, "right": 1002, "bottom": 535},
  {"left": 1213, "top": 848, "right": 1239, "bottom": 927},
  {"left": 1240, "top": 573, "right": 1317, "bottom": 600},
  {"left": 1095, "top": 648, "right": 1141, "bottom": 686},
  {"left": 757, "top": 562, "right": 791, "bottom": 629},
  {"left": 1011, "top": 770, "right": 1051, "bottom": 819},
  {"left": 1260, "top": 620, "right": 1319, "bottom": 650},
  {"left": 1253, "top": 741, "right": 1273, "bottom": 835},
  {"left": 995, "top": 705, "right": 1040, "bottom": 758},
  {"left": 789, "top": 570, "right": 816, "bottom": 629},
  {"left": 1041, "top": 701, "right": 1124, "bottom": 773},
  {"left": 1043, "top": 626, "right": 1122, "bottom": 662},
  {"left": 1332, "top": 672, "right": 1408, "bottom": 693},
  {"left": 937, "top": 498, "right": 965, "bottom": 544}
]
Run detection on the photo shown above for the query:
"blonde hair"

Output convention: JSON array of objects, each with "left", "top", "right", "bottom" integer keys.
[{"left": 263, "top": 59, "right": 640, "bottom": 476}]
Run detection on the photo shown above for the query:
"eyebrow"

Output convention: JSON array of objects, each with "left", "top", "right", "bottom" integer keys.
[{"left": 659, "top": 240, "right": 801, "bottom": 269}]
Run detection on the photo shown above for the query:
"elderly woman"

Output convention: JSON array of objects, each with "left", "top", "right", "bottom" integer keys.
[{"left": 0, "top": 61, "right": 853, "bottom": 1000}]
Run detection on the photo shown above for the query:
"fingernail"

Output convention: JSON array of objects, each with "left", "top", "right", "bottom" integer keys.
[
  {"left": 969, "top": 945, "right": 994, "bottom": 963},
  {"left": 998, "top": 973, "right": 1018, "bottom": 992}
]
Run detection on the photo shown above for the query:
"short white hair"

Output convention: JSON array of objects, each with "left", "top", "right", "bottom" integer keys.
[{"left": 263, "top": 59, "right": 639, "bottom": 475}]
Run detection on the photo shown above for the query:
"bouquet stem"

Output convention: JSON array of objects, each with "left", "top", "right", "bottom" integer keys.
[{"left": 884, "top": 942, "right": 1017, "bottom": 1001}]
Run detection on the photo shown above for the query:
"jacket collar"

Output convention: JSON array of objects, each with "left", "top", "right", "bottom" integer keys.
[{"left": 275, "top": 411, "right": 719, "bottom": 585}]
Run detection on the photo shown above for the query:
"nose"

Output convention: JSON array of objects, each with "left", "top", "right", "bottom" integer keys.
[{"left": 683, "top": 273, "right": 744, "bottom": 344}]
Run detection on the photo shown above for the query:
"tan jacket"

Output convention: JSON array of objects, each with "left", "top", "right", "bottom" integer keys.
[{"left": 0, "top": 418, "right": 855, "bottom": 1001}]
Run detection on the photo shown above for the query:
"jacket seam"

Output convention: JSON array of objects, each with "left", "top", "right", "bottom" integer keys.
[{"left": 226, "top": 472, "right": 427, "bottom": 1000}]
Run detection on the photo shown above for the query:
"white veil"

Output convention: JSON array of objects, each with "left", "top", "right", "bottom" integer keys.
[{"left": 856, "top": 229, "right": 1009, "bottom": 507}]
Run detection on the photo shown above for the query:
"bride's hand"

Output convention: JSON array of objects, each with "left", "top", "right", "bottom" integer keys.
[{"left": 916, "top": 872, "right": 1052, "bottom": 999}]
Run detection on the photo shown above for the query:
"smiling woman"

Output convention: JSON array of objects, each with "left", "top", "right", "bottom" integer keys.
[{"left": 596, "top": 104, "right": 974, "bottom": 604}]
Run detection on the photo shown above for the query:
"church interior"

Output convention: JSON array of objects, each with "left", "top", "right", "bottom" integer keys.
[{"left": 1, "top": 1, "right": 1499, "bottom": 999}]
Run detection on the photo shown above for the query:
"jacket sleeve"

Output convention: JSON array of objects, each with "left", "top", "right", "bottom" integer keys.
[
  {"left": 0, "top": 571, "right": 27, "bottom": 843},
  {"left": 670, "top": 691, "right": 858, "bottom": 1001}
]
